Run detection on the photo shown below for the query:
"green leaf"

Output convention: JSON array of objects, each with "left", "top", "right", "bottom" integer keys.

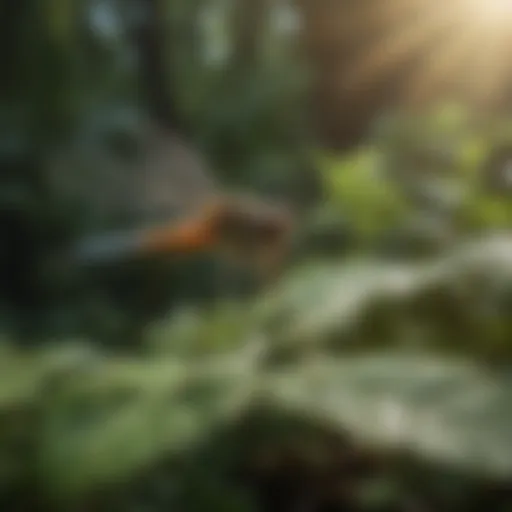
[{"left": 267, "top": 353, "right": 512, "bottom": 477}]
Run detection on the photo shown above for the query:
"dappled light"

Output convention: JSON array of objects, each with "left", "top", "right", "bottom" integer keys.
[
  {"left": 1, "top": 1, "right": 512, "bottom": 511},
  {"left": 341, "top": 0, "right": 512, "bottom": 106}
]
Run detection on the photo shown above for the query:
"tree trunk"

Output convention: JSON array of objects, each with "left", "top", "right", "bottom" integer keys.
[{"left": 130, "top": 0, "right": 182, "bottom": 132}]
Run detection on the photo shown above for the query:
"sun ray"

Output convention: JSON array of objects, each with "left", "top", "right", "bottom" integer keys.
[
  {"left": 468, "top": 28, "right": 512, "bottom": 108},
  {"left": 404, "top": 25, "right": 483, "bottom": 104},
  {"left": 342, "top": 2, "right": 469, "bottom": 91},
  {"left": 306, "top": 0, "right": 512, "bottom": 124},
  {"left": 332, "top": 0, "right": 431, "bottom": 44},
  {"left": 301, "top": 0, "right": 428, "bottom": 55}
]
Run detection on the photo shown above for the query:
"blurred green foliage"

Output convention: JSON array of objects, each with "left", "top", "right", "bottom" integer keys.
[
  {"left": 311, "top": 102, "right": 512, "bottom": 259},
  {"left": 1, "top": 1, "right": 512, "bottom": 511},
  {"left": 2, "top": 233, "right": 512, "bottom": 510}
]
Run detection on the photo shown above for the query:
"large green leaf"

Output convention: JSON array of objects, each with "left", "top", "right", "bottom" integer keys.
[
  {"left": 259, "top": 235, "right": 512, "bottom": 357},
  {"left": 266, "top": 353, "right": 512, "bottom": 478},
  {"left": 0, "top": 342, "right": 262, "bottom": 499}
]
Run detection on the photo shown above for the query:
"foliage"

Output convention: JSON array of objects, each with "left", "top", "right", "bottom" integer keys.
[
  {"left": 1, "top": 235, "right": 512, "bottom": 510},
  {"left": 312, "top": 103, "right": 512, "bottom": 259},
  {"left": 2, "top": 2, "right": 512, "bottom": 511},
  {"left": 316, "top": 148, "right": 410, "bottom": 244}
]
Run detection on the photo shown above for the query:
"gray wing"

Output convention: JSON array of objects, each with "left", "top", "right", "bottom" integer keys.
[
  {"left": 130, "top": 125, "right": 219, "bottom": 224},
  {"left": 47, "top": 113, "right": 219, "bottom": 230}
]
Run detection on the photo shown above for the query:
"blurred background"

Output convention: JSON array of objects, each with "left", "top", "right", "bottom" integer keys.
[{"left": 1, "top": 0, "right": 512, "bottom": 510}]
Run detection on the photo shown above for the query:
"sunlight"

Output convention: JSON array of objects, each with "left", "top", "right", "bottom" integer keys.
[
  {"left": 459, "top": 0, "right": 512, "bottom": 104},
  {"left": 340, "top": 0, "right": 512, "bottom": 107},
  {"left": 467, "top": 0, "right": 512, "bottom": 24}
]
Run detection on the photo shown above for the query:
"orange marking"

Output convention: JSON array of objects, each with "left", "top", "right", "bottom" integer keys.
[{"left": 141, "top": 215, "right": 217, "bottom": 254}]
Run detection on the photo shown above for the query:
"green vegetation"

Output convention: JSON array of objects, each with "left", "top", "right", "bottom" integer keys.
[{"left": 1, "top": 1, "right": 512, "bottom": 510}]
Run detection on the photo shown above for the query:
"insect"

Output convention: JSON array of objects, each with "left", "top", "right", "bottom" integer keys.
[
  {"left": 68, "top": 124, "right": 294, "bottom": 281},
  {"left": 0, "top": 120, "right": 294, "bottom": 345}
]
